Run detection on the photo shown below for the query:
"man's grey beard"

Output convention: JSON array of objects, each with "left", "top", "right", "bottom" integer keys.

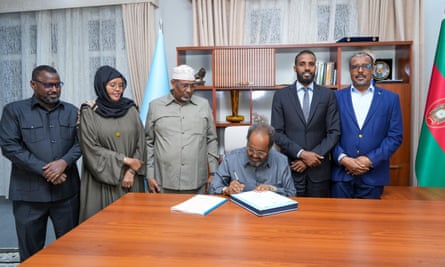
[{"left": 248, "top": 160, "right": 263, "bottom": 167}]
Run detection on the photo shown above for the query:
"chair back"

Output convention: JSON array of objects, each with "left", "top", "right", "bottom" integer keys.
[{"left": 223, "top": 126, "right": 250, "bottom": 153}]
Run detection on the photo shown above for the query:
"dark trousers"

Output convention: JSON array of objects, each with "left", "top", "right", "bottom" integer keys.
[
  {"left": 292, "top": 172, "right": 330, "bottom": 197},
  {"left": 13, "top": 193, "right": 79, "bottom": 262},
  {"left": 331, "top": 178, "right": 384, "bottom": 199}
]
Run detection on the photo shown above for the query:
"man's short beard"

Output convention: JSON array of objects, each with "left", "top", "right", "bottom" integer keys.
[
  {"left": 297, "top": 73, "right": 314, "bottom": 84},
  {"left": 42, "top": 95, "right": 60, "bottom": 104}
]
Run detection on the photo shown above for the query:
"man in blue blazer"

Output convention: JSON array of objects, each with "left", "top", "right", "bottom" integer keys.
[
  {"left": 272, "top": 50, "right": 340, "bottom": 197},
  {"left": 332, "top": 51, "right": 403, "bottom": 199}
]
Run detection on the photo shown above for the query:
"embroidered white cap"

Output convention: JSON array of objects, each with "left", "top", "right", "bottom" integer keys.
[{"left": 171, "top": 64, "right": 195, "bottom": 81}]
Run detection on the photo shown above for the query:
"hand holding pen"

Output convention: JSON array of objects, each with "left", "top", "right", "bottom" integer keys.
[{"left": 227, "top": 171, "right": 245, "bottom": 194}]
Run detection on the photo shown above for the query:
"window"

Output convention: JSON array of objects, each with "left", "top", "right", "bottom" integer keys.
[{"left": 244, "top": 0, "right": 358, "bottom": 44}]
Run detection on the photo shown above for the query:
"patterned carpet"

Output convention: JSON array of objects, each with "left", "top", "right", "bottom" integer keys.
[{"left": 0, "top": 249, "right": 19, "bottom": 266}]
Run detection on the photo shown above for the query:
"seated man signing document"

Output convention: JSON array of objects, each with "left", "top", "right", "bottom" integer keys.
[{"left": 209, "top": 120, "right": 296, "bottom": 197}]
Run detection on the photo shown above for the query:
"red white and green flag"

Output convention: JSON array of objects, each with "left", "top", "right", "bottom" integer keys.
[{"left": 415, "top": 18, "right": 445, "bottom": 187}]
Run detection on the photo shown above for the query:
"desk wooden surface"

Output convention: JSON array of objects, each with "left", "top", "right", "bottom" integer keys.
[
  {"left": 21, "top": 193, "right": 445, "bottom": 267},
  {"left": 382, "top": 186, "right": 445, "bottom": 200}
]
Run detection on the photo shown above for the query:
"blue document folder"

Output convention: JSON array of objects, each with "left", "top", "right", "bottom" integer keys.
[{"left": 230, "top": 191, "right": 298, "bottom": 216}]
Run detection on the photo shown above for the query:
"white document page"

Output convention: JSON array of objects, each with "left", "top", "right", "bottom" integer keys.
[{"left": 170, "top": 194, "right": 227, "bottom": 215}]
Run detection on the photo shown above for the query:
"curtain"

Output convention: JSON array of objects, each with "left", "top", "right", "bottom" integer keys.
[
  {"left": 122, "top": 2, "right": 157, "bottom": 107},
  {"left": 192, "top": 0, "right": 359, "bottom": 45},
  {"left": 358, "top": 0, "right": 423, "bottom": 184},
  {"left": 244, "top": 0, "right": 358, "bottom": 44},
  {"left": 0, "top": 6, "right": 129, "bottom": 197},
  {"left": 192, "top": 0, "right": 245, "bottom": 45}
]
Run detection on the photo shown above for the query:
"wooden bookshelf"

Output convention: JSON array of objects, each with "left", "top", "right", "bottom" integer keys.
[{"left": 177, "top": 41, "right": 412, "bottom": 185}]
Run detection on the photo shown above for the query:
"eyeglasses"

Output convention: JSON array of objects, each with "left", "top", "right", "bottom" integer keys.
[
  {"left": 176, "top": 81, "right": 196, "bottom": 90},
  {"left": 33, "top": 79, "right": 64, "bottom": 89},
  {"left": 351, "top": 64, "right": 372, "bottom": 70},
  {"left": 247, "top": 147, "right": 268, "bottom": 157}
]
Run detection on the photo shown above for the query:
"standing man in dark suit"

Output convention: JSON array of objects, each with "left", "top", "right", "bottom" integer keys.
[
  {"left": 0, "top": 65, "right": 81, "bottom": 262},
  {"left": 271, "top": 50, "right": 340, "bottom": 197},
  {"left": 331, "top": 51, "right": 403, "bottom": 199}
]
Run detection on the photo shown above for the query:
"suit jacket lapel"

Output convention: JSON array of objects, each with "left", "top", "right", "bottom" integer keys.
[
  {"left": 344, "top": 86, "right": 360, "bottom": 129},
  {"left": 289, "top": 82, "right": 306, "bottom": 123},
  {"left": 307, "top": 85, "right": 322, "bottom": 123},
  {"left": 362, "top": 87, "right": 383, "bottom": 129}
]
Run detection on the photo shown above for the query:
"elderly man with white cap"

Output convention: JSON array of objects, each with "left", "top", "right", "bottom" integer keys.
[{"left": 145, "top": 64, "right": 219, "bottom": 194}]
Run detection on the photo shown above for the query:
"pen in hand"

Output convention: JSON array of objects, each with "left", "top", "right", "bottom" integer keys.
[
  {"left": 234, "top": 171, "right": 240, "bottom": 181},
  {"left": 232, "top": 171, "right": 244, "bottom": 194}
]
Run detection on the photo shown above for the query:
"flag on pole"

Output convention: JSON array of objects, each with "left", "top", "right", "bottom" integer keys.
[
  {"left": 415, "top": 18, "right": 445, "bottom": 187},
  {"left": 139, "top": 29, "right": 170, "bottom": 126}
]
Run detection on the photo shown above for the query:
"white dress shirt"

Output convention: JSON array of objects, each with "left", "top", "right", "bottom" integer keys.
[{"left": 351, "top": 85, "right": 374, "bottom": 129}]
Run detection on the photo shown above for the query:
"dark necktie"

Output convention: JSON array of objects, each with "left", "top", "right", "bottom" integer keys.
[{"left": 302, "top": 87, "right": 310, "bottom": 121}]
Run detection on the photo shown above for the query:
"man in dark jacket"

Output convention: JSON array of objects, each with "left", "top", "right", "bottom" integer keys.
[
  {"left": 0, "top": 65, "right": 81, "bottom": 262},
  {"left": 271, "top": 50, "right": 340, "bottom": 197}
]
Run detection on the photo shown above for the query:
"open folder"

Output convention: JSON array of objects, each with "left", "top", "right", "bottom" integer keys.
[
  {"left": 170, "top": 194, "right": 228, "bottom": 215},
  {"left": 230, "top": 191, "right": 298, "bottom": 216}
]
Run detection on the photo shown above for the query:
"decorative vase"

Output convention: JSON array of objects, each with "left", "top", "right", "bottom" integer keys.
[{"left": 226, "top": 89, "right": 244, "bottom": 123}]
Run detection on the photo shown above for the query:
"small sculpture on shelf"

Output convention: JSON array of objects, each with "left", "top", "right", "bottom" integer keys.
[
  {"left": 252, "top": 112, "right": 268, "bottom": 124},
  {"left": 194, "top": 67, "right": 206, "bottom": 85},
  {"left": 226, "top": 89, "right": 244, "bottom": 123}
]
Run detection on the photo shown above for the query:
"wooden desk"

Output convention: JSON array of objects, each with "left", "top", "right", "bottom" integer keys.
[
  {"left": 382, "top": 186, "right": 445, "bottom": 200},
  {"left": 21, "top": 193, "right": 445, "bottom": 266}
]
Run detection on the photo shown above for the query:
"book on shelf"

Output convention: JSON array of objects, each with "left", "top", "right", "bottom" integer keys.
[
  {"left": 316, "top": 61, "right": 336, "bottom": 86},
  {"left": 230, "top": 191, "right": 298, "bottom": 216},
  {"left": 170, "top": 194, "right": 228, "bottom": 215}
]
